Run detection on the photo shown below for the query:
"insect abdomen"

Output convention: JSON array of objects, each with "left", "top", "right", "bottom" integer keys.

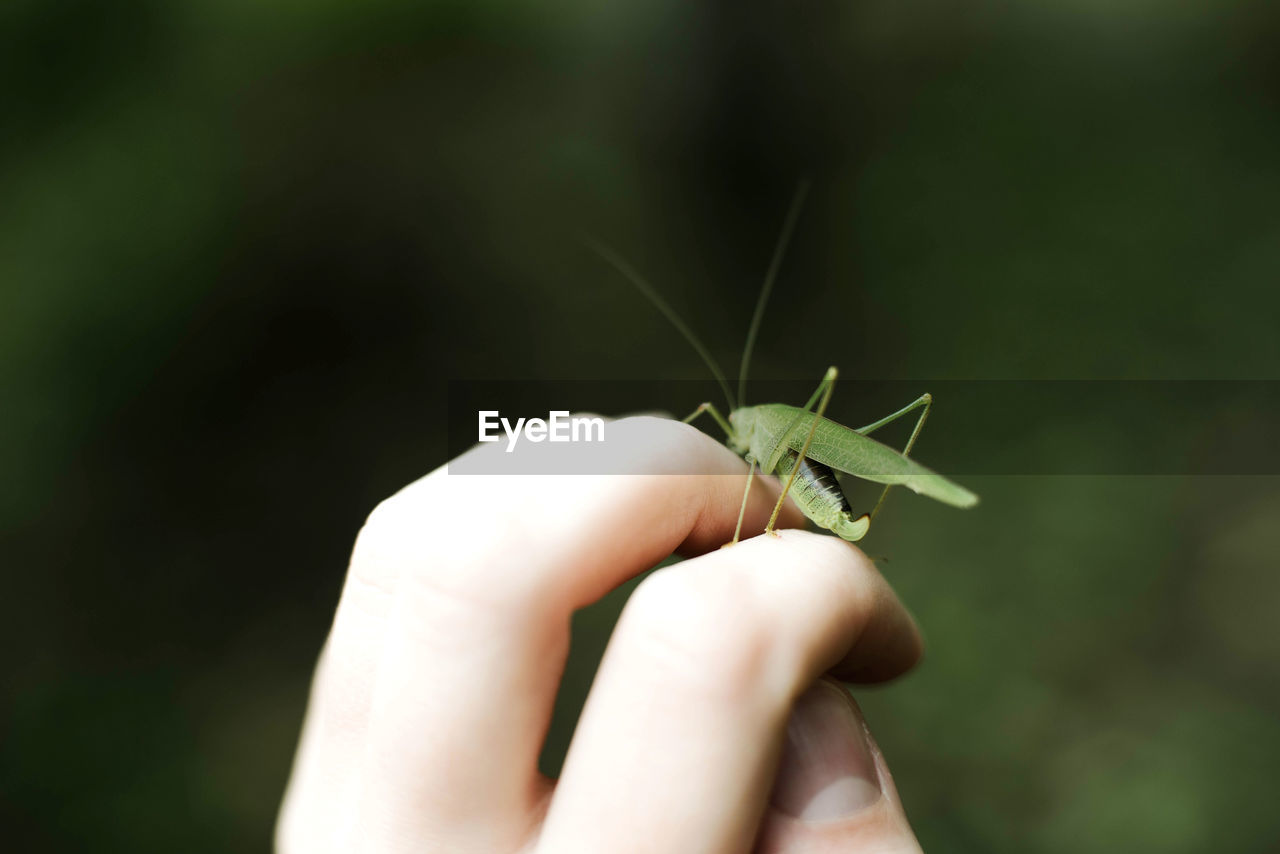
[
  {"left": 774, "top": 450, "right": 870, "bottom": 542},
  {"left": 776, "top": 450, "right": 850, "bottom": 513}
]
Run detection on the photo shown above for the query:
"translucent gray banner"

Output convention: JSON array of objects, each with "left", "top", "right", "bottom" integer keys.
[{"left": 446, "top": 380, "right": 1280, "bottom": 475}]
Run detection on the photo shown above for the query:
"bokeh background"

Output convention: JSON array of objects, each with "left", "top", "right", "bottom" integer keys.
[{"left": 4, "top": 0, "right": 1279, "bottom": 850}]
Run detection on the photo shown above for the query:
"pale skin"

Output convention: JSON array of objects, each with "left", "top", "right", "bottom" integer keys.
[{"left": 277, "top": 416, "right": 928, "bottom": 853}]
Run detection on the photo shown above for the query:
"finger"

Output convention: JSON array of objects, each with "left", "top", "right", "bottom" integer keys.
[
  {"left": 277, "top": 483, "right": 413, "bottom": 854},
  {"left": 348, "top": 417, "right": 806, "bottom": 850},
  {"left": 537, "top": 530, "right": 922, "bottom": 854},
  {"left": 756, "top": 679, "right": 921, "bottom": 853},
  {"left": 282, "top": 417, "right": 805, "bottom": 852}
]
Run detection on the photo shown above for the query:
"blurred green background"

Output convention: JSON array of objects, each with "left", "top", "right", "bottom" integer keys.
[{"left": 3, "top": 0, "right": 1279, "bottom": 850}]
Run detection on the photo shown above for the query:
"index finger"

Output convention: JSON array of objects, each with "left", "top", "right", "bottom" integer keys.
[
  {"left": 352, "top": 415, "right": 810, "bottom": 612},
  {"left": 326, "top": 416, "right": 816, "bottom": 848}
]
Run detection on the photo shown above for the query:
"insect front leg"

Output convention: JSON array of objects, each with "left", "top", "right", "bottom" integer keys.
[
  {"left": 856, "top": 393, "right": 933, "bottom": 521},
  {"left": 685, "top": 402, "right": 758, "bottom": 547},
  {"left": 724, "top": 457, "right": 758, "bottom": 548},
  {"left": 682, "top": 402, "right": 735, "bottom": 439}
]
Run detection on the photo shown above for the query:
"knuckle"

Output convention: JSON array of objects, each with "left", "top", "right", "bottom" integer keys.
[
  {"left": 352, "top": 473, "right": 449, "bottom": 566},
  {"left": 349, "top": 471, "right": 520, "bottom": 610},
  {"left": 620, "top": 566, "right": 776, "bottom": 699}
]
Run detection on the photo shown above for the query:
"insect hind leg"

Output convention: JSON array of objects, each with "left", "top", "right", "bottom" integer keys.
[{"left": 857, "top": 393, "right": 932, "bottom": 521}]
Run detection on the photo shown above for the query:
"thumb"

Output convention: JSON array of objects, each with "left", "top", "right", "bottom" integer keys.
[{"left": 757, "top": 678, "right": 922, "bottom": 853}]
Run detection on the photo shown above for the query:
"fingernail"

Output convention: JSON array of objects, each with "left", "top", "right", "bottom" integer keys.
[{"left": 770, "top": 680, "right": 882, "bottom": 821}]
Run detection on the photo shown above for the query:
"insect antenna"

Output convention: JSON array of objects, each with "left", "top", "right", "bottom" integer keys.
[
  {"left": 737, "top": 179, "right": 811, "bottom": 407},
  {"left": 582, "top": 235, "right": 738, "bottom": 410}
]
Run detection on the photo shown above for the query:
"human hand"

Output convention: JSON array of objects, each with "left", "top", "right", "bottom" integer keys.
[{"left": 277, "top": 417, "right": 926, "bottom": 853}]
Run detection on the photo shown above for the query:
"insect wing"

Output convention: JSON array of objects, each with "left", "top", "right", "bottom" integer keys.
[{"left": 752, "top": 404, "right": 979, "bottom": 508}]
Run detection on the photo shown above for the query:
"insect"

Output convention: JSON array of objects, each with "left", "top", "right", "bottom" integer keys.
[{"left": 586, "top": 182, "right": 978, "bottom": 545}]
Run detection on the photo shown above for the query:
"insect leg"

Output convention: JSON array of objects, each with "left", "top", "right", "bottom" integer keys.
[
  {"left": 854, "top": 393, "right": 932, "bottom": 439},
  {"left": 726, "top": 458, "right": 757, "bottom": 547},
  {"left": 766, "top": 367, "right": 838, "bottom": 535},
  {"left": 856, "top": 393, "right": 932, "bottom": 521},
  {"left": 682, "top": 402, "right": 735, "bottom": 439}
]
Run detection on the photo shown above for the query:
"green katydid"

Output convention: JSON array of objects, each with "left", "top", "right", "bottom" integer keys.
[{"left": 586, "top": 182, "right": 978, "bottom": 545}]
